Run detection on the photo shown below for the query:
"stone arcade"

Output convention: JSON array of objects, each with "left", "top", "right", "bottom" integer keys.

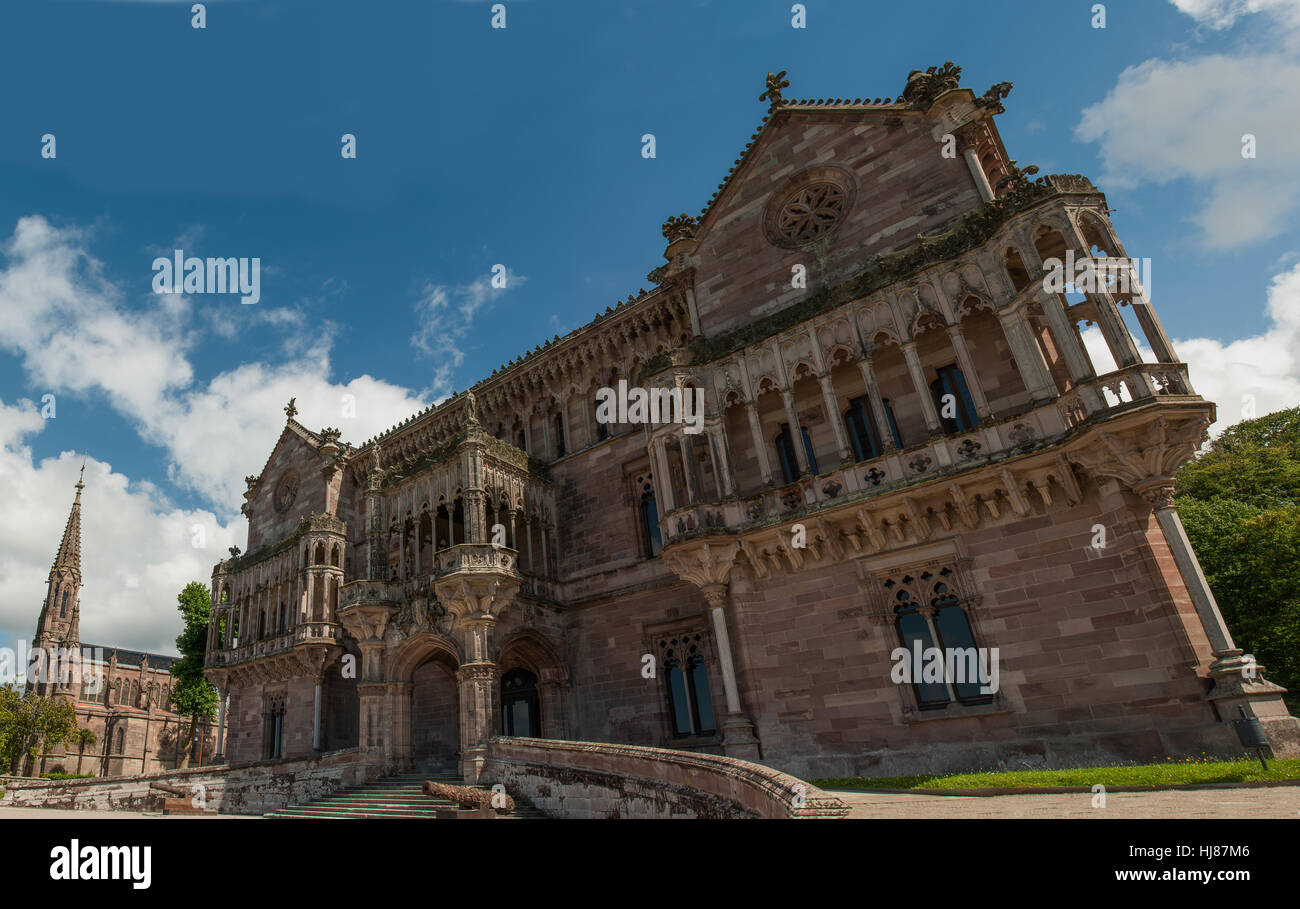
[{"left": 204, "top": 64, "right": 1299, "bottom": 783}]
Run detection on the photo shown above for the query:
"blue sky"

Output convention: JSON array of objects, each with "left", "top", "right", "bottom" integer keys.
[{"left": 1, "top": 0, "right": 1298, "bottom": 656}]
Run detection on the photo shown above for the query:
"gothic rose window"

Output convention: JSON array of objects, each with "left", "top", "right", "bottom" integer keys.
[
  {"left": 273, "top": 470, "right": 299, "bottom": 513},
  {"left": 774, "top": 181, "right": 847, "bottom": 245}
]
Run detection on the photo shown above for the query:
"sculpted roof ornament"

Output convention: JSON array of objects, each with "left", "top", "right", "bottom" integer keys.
[
  {"left": 662, "top": 213, "right": 698, "bottom": 243},
  {"left": 902, "top": 62, "right": 963, "bottom": 108},
  {"left": 759, "top": 70, "right": 791, "bottom": 111},
  {"left": 975, "top": 80, "right": 1014, "bottom": 115},
  {"left": 284, "top": 397, "right": 298, "bottom": 422}
]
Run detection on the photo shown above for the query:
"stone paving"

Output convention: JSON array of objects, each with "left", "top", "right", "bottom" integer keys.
[{"left": 827, "top": 786, "right": 1300, "bottom": 819}]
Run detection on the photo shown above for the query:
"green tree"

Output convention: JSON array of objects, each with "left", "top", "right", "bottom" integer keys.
[
  {"left": 72, "top": 727, "right": 97, "bottom": 776},
  {"left": 0, "top": 684, "right": 79, "bottom": 776},
  {"left": 1176, "top": 406, "right": 1300, "bottom": 710},
  {"left": 170, "top": 581, "right": 218, "bottom": 768}
]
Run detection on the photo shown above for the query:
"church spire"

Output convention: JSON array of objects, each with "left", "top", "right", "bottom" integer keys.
[
  {"left": 33, "top": 466, "right": 86, "bottom": 695},
  {"left": 51, "top": 462, "right": 85, "bottom": 573}
]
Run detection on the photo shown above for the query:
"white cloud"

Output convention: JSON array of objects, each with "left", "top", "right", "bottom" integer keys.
[
  {"left": 0, "top": 216, "right": 428, "bottom": 511},
  {"left": 0, "top": 400, "right": 239, "bottom": 655},
  {"left": 1078, "top": 260, "right": 1300, "bottom": 435},
  {"left": 1076, "top": 53, "right": 1300, "bottom": 249},
  {"left": 412, "top": 270, "right": 526, "bottom": 400},
  {"left": 1169, "top": 0, "right": 1300, "bottom": 30}
]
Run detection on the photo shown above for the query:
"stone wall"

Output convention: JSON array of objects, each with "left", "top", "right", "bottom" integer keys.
[
  {"left": 481, "top": 737, "right": 848, "bottom": 818},
  {"left": 0, "top": 749, "right": 373, "bottom": 815}
]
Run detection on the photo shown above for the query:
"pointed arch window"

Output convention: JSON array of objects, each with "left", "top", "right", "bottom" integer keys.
[
  {"left": 59, "top": 590, "right": 69, "bottom": 618},
  {"left": 634, "top": 472, "right": 662, "bottom": 558},
  {"left": 884, "top": 566, "right": 993, "bottom": 710},
  {"left": 659, "top": 633, "right": 715, "bottom": 738}
]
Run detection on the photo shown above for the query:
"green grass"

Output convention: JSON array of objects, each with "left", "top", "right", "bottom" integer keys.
[{"left": 812, "top": 757, "right": 1300, "bottom": 791}]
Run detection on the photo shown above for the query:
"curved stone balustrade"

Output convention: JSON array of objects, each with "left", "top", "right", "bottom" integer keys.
[{"left": 481, "top": 736, "right": 849, "bottom": 819}]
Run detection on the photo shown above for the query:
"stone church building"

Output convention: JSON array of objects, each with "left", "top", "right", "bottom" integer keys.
[
  {"left": 205, "top": 64, "right": 1299, "bottom": 783},
  {"left": 27, "top": 468, "right": 217, "bottom": 776}
]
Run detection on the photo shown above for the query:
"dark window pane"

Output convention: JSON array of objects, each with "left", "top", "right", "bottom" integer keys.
[
  {"left": 689, "top": 658, "right": 715, "bottom": 734},
  {"left": 800, "top": 426, "right": 819, "bottom": 475},
  {"left": 643, "top": 494, "right": 662, "bottom": 557},
  {"left": 776, "top": 424, "right": 799, "bottom": 484},
  {"left": 896, "top": 611, "right": 949, "bottom": 706},
  {"left": 934, "top": 600, "right": 988, "bottom": 701},
  {"left": 666, "top": 664, "right": 693, "bottom": 735},
  {"left": 883, "top": 399, "right": 903, "bottom": 448}
]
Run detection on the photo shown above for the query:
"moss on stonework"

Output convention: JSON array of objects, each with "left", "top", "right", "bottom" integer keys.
[{"left": 689, "top": 175, "right": 1099, "bottom": 366}]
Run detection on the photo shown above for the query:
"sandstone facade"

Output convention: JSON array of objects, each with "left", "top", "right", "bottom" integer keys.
[{"left": 203, "top": 64, "right": 1300, "bottom": 784}]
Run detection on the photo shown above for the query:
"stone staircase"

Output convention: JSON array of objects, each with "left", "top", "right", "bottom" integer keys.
[{"left": 265, "top": 771, "right": 547, "bottom": 819}]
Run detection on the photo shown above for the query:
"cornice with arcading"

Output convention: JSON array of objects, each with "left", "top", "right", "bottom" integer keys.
[{"left": 660, "top": 449, "right": 1086, "bottom": 584}]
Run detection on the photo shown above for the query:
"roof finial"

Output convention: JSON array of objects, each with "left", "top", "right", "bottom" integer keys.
[
  {"left": 77, "top": 460, "right": 86, "bottom": 490},
  {"left": 760, "top": 70, "right": 790, "bottom": 111},
  {"left": 284, "top": 397, "right": 298, "bottom": 422}
]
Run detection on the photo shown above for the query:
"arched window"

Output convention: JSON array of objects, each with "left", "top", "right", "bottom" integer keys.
[
  {"left": 931, "top": 364, "right": 978, "bottom": 434},
  {"left": 517, "top": 429, "right": 527, "bottom": 453},
  {"left": 659, "top": 633, "right": 715, "bottom": 738},
  {"left": 775, "top": 423, "right": 818, "bottom": 483},
  {"left": 130, "top": 680, "right": 139, "bottom": 707},
  {"left": 635, "top": 473, "right": 661, "bottom": 558},
  {"left": 115, "top": 728, "right": 125, "bottom": 753},
  {"left": 59, "top": 590, "right": 69, "bottom": 617},
  {"left": 553, "top": 414, "right": 566, "bottom": 457},
  {"left": 891, "top": 570, "right": 992, "bottom": 709}
]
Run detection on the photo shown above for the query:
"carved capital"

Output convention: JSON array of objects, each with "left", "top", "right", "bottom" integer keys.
[
  {"left": 1066, "top": 413, "right": 1208, "bottom": 506},
  {"left": 662, "top": 540, "right": 739, "bottom": 590}
]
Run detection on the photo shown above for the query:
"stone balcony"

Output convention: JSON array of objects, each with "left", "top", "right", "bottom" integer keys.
[
  {"left": 206, "top": 621, "right": 343, "bottom": 669},
  {"left": 661, "top": 362, "right": 1201, "bottom": 547}
]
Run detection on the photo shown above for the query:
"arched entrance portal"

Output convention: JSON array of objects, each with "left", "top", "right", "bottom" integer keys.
[
  {"left": 501, "top": 668, "right": 539, "bottom": 737},
  {"left": 410, "top": 655, "right": 459, "bottom": 772}
]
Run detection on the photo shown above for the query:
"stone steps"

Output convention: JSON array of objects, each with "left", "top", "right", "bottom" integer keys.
[{"left": 265, "top": 771, "right": 547, "bottom": 819}]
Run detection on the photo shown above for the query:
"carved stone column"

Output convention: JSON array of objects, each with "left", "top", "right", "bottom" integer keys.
[
  {"left": 745, "top": 401, "right": 775, "bottom": 485},
  {"left": 779, "top": 389, "right": 810, "bottom": 474},
  {"left": 857, "top": 357, "right": 897, "bottom": 451},
  {"left": 434, "top": 559, "right": 521, "bottom": 780},
  {"left": 1018, "top": 238, "right": 1094, "bottom": 383},
  {"left": 337, "top": 593, "right": 397, "bottom": 767},
  {"left": 901, "top": 342, "right": 942, "bottom": 435},
  {"left": 662, "top": 540, "right": 761, "bottom": 759},
  {"left": 998, "top": 307, "right": 1058, "bottom": 403},
  {"left": 944, "top": 326, "right": 992, "bottom": 420},
  {"left": 817, "top": 373, "right": 853, "bottom": 461}
]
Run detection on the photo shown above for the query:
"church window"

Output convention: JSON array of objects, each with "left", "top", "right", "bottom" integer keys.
[
  {"left": 115, "top": 728, "right": 125, "bottom": 753},
  {"left": 554, "top": 414, "right": 566, "bottom": 457},
  {"left": 869, "top": 562, "right": 994, "bottom": 712},
  {"left": 59, "top": 590, "right": 69, "bottom": 618},
  {"left": 659, "top": 633, "right": 715, "bottom": 738}
]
